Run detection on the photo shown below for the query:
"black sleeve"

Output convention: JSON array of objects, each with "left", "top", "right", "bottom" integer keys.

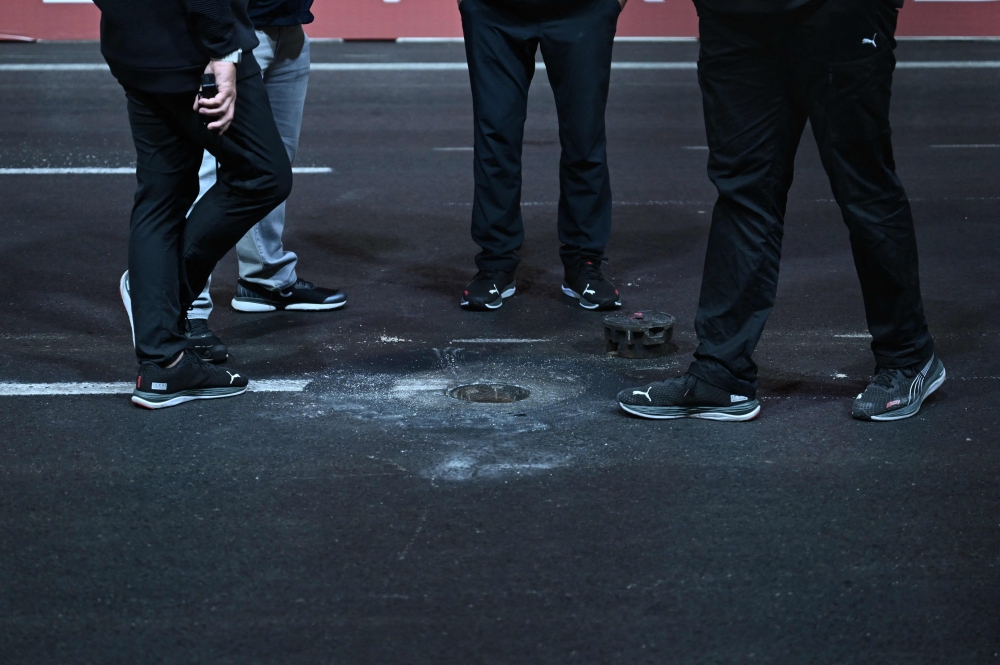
[{"left": 179, "top": 0, "right": 241, "bottom": 59}]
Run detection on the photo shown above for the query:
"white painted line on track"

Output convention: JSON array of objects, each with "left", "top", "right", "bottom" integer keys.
[
  {"left": 0, "top": 379, "right": 311, "bottom": 396},
  {"left": 450, "top": 338, "right": 551, "bottom": 344},
  {"left": 930, "top": 144, "right": 1000, "bottom": 149},
  {"left": 433, "top": 147, "right": 474, "bottom": 151},
  {"left": 0, "top": 167, "right": 332, "bottom": 175},
  {"left": 4, "top": 61, "right": 998, "bottom": 73}
]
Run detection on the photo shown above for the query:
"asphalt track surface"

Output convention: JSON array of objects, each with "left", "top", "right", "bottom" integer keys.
[{"left": 1, "top": 40, "right": 999, "bottom": 663}]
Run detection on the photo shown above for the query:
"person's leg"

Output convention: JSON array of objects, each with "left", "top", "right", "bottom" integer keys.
[
  {"left": 234, "top": 26, "right": 307, "bottom": 290},
  {"left": 174, "top": 73, "right": 293, "bottom": 313},
  {"left": 461, "top": 0, "right": 538, "bottom": 273},
  {"left": 538, "top": 0, "right": 618, "bottom": 269},
  {"left": 187, "top": 151, "right": 219, "bottom": 320},
  {"left": 793, "top": 0, "right": 934, "bottom": 370},
  {"left": 687, "top": 12, "right": 807, "bottom": 398},
  {"left": 124, "top": 87, "right": 203, "bottom": 366}
]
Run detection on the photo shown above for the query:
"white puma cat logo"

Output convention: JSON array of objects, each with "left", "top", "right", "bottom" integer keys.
[
  {"left": 583, "top": 284, "right": 596, "bottom": 296},
  {"left": 489, "top": 285, "right": 500, "bottom": 296},
  {"left": 226, "top": 371, "right": 241, "bottom": 385},
  {"left": 862, "top": 33, "right": 877, "bottom": 48},
  {"left": 633, "top": 388, "right": 653, "bottom": 402}
]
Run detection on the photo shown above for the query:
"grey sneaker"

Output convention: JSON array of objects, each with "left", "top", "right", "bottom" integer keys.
[
  {"left": 232, "top": 278, "right": 347, "bottom": 312},
  {"left": 852, "top": 355, "right": 945, "bottom": 421},
  {"left": 618, "top": 373, "right": 760, "bottom": 421}
]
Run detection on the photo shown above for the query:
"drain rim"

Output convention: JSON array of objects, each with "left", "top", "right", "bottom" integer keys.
[{"left": 448, "top": 383, "right": 531, "bottom": 404}]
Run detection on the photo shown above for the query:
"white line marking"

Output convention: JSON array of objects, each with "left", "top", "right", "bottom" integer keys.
[
  {"left": 0, "top": 380, "right": 311, "bottom": 396},
  {"left": 896, "top": 61, "right": 1000, "bottom": 68},
  {"left": 0, "top": 167, "right": 331, "bottom": 175},
  {"left": 833, "top": 333, "right": 872, "bottom": 339},
  {"left": 3, "top": 61, "right": 999, "bottom": 73},
  {"left": 930, "top": 144, "right": 1000, "bottom": 148},
  {"left": 433, "top": 147, "right": 474, "bottom": 151},
  {"left": 683, "top": 146, "right": 710, "bottom": 150},
  {"left": 449, "top": 338, "right": 551, "bottom": 344}
]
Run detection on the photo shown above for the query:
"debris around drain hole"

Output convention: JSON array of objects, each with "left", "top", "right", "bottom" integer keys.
[
  {"left": 604, "top": 311, "right": 676, "bottom": 359},
  {"left": 448, "top": 384, "right": 530, "bottom": 403}
]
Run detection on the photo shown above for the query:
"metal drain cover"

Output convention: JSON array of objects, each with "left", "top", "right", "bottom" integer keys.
[
  {"left": 448, "top": 384, "right": 530, "bottom": 403},
  {"left": 604, "top": 311, "right": 676, "bottom": 359}
]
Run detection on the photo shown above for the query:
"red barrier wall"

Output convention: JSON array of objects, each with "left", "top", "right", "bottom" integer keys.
[{"left": 2, "top": 0, "right": 998, "bottom": 42}]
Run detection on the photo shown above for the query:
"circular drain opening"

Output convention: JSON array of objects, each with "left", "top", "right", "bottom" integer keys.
[{"left": 448, "top": 384, "right": 530, "bottom": 404}]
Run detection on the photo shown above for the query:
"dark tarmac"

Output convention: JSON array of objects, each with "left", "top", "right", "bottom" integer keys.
[{"left": 1, "top": 40, "right": 998, "bottom": 663}]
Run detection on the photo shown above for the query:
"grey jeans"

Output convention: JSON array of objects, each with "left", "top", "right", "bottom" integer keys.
[{"left": 189, "top": 25, "right": 310, "bottom": 319}]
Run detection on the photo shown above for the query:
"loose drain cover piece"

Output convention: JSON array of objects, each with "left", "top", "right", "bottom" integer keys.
[{"left": 604, "top": 311, "right": 675, "bottom": 359}]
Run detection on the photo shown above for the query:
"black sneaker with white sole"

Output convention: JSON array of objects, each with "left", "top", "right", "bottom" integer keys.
[
  {"left": 232, "top": 278, "right": 347, "bottom": 312},
  {"left": 132, "top": 351, "right": 248, "bottom": 409},
  {"left": 120, "top": 270, "right": 135, "bottom": 347},
  {"left": 852, "top": 354, "right": 945, "bottom": 422},
  {"left": 618, "top": 373, "right": 760, "bottom": 421},
  {"left": 562, "top": 259, "right": 621, "bottom": 310},
  {"left": 461, "top": 269, "right": 516, "bottom": 310},
  {"left": 185, "top": 317, "right": 228, "bottom": 364}
]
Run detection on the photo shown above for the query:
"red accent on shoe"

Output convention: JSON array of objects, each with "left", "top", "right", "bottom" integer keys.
[{"left": 136, "top": 376, "right": 141, "bottom": 389}]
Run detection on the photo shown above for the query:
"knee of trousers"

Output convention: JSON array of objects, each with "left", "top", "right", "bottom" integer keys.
[{"left": 245, "top": 160, "right": 293, "bottom": 209}]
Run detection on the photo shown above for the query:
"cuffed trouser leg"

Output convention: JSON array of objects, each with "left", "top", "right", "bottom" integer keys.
[
  {"left": 461, "top": 0, "right": 537, "bottom": 273},
  {"left": 125, "top": 73, "right": 291, "bottom": 366},
  {"left": 688, "top": 16, "right": 805, "bottom": 399},
  {"left": 539, "top": 0, "right": 619, "bottom": 268}
]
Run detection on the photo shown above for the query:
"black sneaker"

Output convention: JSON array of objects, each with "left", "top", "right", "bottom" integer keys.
[
  {"left": 562, "top": 259, "right": 621, "bottom": 310},
  {"left": 231, "top": 278, "right": 347, "bottom": 312},
  {"left": 618, "top": 373, "right": 760, "bottom": 421},
  {"left": 120, "top": 270, "right": 135, "bottom": 347},
  {"left": 132, "top": 351, "right": 249, "bottom": 409},
  {"left": 852, "top": 355, "right": 946, "bottom": 422},
  {"left": 461, "top": 269, "right": 516, "bottom": 310},
  {"left": 185, "top": 317, "right": 229, "bottom": 364}
]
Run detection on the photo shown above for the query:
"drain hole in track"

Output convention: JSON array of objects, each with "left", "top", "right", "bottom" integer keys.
[{"left": 448, "top": 384, "right": 530, "bottom": 404}]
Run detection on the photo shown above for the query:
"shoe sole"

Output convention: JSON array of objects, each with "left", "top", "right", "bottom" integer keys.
[
  {"left": 461, "top": 286, "right": 516, "bottom": 310},
  {"left": 561, "top": 285, "right": 621, "bottom": 311},
  {"left": 619, "top": 401, "right": 761, "bottom": 422},
  {"left": 120, "top": 271, "right": 135, "bottom": 348},
  {"left": 131, "top": 386, "right": 247, "bottom": 410},
  {"left": 231, "top": 298, "right": 347, "bottom": 312},
  {"left": 864, "top": 365, "right": 946, "bottom": 422}
]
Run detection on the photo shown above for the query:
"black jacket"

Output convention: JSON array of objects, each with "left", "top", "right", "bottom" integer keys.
[
  {"left": 94, "top": 0, "right": 261, "bottom": 94},
  {"left": 249, "top": 0, "right": 314, "bottom": 28}
]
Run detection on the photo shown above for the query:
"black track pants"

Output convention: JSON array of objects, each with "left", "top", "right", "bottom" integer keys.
[
  {"left": 124, "top": 73, "right": 291, "bottom": 366},
  {"left": 460, "top": 0, "right": 621, "bottom": 273},
  {"left": 689, "top": 0, "right": 934, "bottom": 398}
]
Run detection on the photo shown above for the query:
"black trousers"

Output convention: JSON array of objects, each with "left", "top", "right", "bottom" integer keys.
[
  {"left": 124, "top": 72, "right": 291, "bottom": 366},
  {"left": 460, "top": 0, "right": 622, "bottom": 273},
  {"left": 689, "top": 0, "right": 935, "bottom": 398}
]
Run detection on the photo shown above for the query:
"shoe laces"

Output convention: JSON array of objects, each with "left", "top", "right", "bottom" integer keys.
[
  {"left": 473, "top": 269, "right": 509, "bottom": 282},
  {"left": 293, "top": 279, "right": 314, "bottom": 290},
  {"left": 578, "top": 259, "right": 606, "bottom": 282},
  {"left": 186, "top": 317, "right": 212, "bottom": 337},
  {"left": 872, "top": 364, "right": 917, "bottom": 389}
]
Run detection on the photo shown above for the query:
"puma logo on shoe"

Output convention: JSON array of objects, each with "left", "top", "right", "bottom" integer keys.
[
  {"left": 633, "top": 388, "right": 653, "bottom": 402},
  {"left": 226, "top": 372, "right": 241, "bottom": 385},
  {"left": 583, "top": 284, "right": 596, "bottom": 296},
  {"left": 489, "top": 285, "right": 500, "bottom": 296},
  {"left": 862, "top": 33, "right": 877, "bottom": 48},
  {"left": 730, "top": 395, "right": 748, "bottom": 403}
]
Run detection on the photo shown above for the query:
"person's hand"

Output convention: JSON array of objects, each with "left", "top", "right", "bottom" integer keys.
[{"left": 193, "top": 60, "right": 237, "bottom": 134}]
